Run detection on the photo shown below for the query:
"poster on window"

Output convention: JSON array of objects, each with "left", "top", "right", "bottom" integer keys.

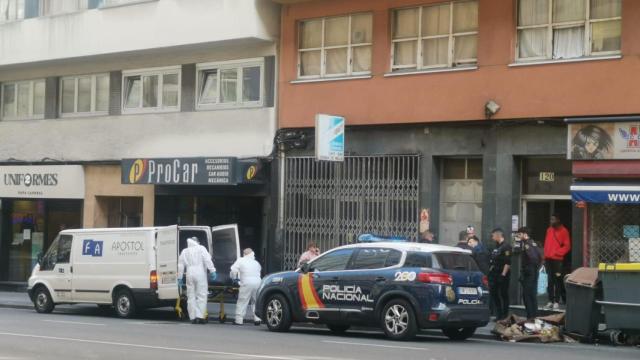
[{"left": 568, "top": 122, "right": 640, "bottom": 160}]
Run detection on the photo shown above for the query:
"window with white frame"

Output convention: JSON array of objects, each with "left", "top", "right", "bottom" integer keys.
[
  {"left": 517, "top": 0, "right": 622, "bottom": 61},
  {"left": 391, "top": 1, "right": 478, "bottom": 71},
  {"left": 1, "top": 79, "right": 45, "bottom": 120},
  {"left": 122, "top": 67, "right": 180, "bottom": 113},
  {"left": 101, "top": 0, "right": 156, "bottom": 8},
  {"left": 40, "top": 0, "right": 87, "bottom": 16},
  {"left": 60, "top": 74, "right": 109, "bottom": 116},
  {"left": 0, "top": 0, "right": 25, "bottom": 23},
  {"left": 196, "top": 59, "right": 264, "bottom": 109},
  {"left": 298, "top": 13, "right": 373, "bottom": 78}
]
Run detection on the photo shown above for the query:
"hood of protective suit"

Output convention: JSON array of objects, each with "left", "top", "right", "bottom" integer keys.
[
  {"left": 244, "top": 251, "right": 255, "bottom": 260},
  {"left": 187, "top": 238, "right": 199, "bottom": 248}
]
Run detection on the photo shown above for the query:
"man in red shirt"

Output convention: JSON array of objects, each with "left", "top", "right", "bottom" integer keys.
[{"left": 543, "top": 214, "right": 571, "bottom": 310}]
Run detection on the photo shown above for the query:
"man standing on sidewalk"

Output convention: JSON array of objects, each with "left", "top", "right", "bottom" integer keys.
[
  {"left": 489, "top": 228, "right": 511, "bottom": 320},
  {"left": 518, "top": 227, "right": 543, "bottom": 320},
  {"left": 543, "top": 214, "right": 571, "bottom": 311}
]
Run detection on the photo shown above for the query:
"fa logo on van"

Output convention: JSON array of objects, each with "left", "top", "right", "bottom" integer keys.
[{"left": 82, "top": 240, "right": 103, "bottom": 257}]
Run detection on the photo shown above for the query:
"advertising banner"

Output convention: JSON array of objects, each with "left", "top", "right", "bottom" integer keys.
[
  {"left": 122, "top": 157, "right": 237, "bottom": 185},
  {"left": 315, "top": 114, "right": 345, "bottom": 162},
  {"left": 0, "top": 165, "right": 85, "bottom": 199},
  {"left": 568, "top": 122, "right": 640, "bottom": 160}
]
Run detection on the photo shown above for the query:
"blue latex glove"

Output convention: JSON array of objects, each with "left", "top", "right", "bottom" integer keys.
[
  {"left": 177, "top": 278, "right": 184, "bottom": 288},
  {"left": 209, "top": 272, "right": 217, "bottom": 282}
]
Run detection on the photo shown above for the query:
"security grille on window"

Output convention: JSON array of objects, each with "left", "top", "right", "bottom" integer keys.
[
  {"left": 0, "top": 0, "right": 24, "bottom": 23},
  {"left": 1, "top": 79, "right": 45, "bottom": 120},
  {"left": 40, "top": 0, "right": 87, "bottom": 16},
  {"left": 517, "top": 0, "right": 622, "bottom": 61},
  {"left": 298, "top": 13, "right": 373, "bottom": 78},
  {"left": 122, "top": 67, "right": 180, "bottom": 113},
  {"left": 60, "top": 74, "right": 109, "bottom": 116},
  {"left": 391, "top": 1, "right": 478, "bottom": 71},
  {"left": 196, "top": 60, "right": 264, "bottom": 109}
]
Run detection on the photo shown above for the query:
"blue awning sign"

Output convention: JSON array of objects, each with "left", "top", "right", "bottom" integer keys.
[{"left": 571, "top": 184, "right": 640, "bottom": 204}]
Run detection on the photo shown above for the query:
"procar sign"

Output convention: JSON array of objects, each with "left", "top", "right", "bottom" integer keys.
[
  {"left": 0, "top": 165, "right": 85, "bottom": 199},
  {"left": 315, "top": 114, "right": 345, "bottom": 162},
  {"left": 122, "top": 158, "right": 237, "bottom": 185}
]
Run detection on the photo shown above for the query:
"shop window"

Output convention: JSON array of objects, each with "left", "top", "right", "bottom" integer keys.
[
  {"left": 40, "top": 0, "right": 87, "bottom": 16},
  {"left": 196, "top": 59, "right": 264, "bottom": 110},
  {"left": 122, "top": 67, "right": 180, "bottom": 113},
  {"left": 391, "top": 1, "right": 478, "bottom": 71},
  {"left": 1, "top": 79, "right": 45, "bottom": 120},
  {"left": 439, "top": 158, "right": 483, "bottom": 246},
  {"left": 589, "top": 204, "right": 640, "bottom": 265},
  {"left": 298, "top": 13, "right": 373, "bottom": 78},
  {"left": 516, "top": 0, "right": 622, "bottom": 62},
  {"left": 98, "top": 197, "right": 142, "bottom": 228}
]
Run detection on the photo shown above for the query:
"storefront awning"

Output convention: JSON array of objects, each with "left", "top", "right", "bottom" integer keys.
[{"left": 571, "top": 183, "right": 640, "bottom": 204}]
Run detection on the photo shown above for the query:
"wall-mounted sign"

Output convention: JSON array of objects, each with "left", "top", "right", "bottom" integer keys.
[
  {"left": 568, "top": 122, "right": 640, "bottom": 160},
  {"left": 122, "top": 157, "right": 237, "bottom": 185},
  {"left": 316, "top": 114, "right": 345, "bottom": 162},
  {"left": 0, "top": 165, "right": 85, "bottom": 199},
  {"left": 539, "top": 172, "right": 555, "bottom": 182}
]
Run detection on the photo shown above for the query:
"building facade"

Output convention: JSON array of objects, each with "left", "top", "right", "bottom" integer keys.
[
  {"left": 273, "top": 0, "right": 638, "bottom": 276},
  {"left": 0, "top": 0, "right": 281, "bottom": 282}
]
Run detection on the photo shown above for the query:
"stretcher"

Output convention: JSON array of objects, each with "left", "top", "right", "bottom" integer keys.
[{"left": 175, "top": 284, "right": 239, "bottom": 323}]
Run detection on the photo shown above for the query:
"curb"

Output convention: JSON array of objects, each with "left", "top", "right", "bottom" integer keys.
[{"left": 0, "top": 303, "right": 33, "bottom": 310}]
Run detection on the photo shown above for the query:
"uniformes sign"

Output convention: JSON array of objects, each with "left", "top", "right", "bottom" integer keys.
[{"left": 0, "top": 165, "right": 85, "bottom": 199}]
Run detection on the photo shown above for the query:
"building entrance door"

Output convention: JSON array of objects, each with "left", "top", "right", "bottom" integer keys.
[{"left": 522, "top": 199, "right": 572, "bottom": 247}]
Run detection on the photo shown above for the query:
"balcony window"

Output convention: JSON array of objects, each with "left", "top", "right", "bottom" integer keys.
[
  {"left": 517, "top": 0, "right": 622, "bottom": 61},
  {"left": 196, "top": 59, "right": 264, "bottom": 110},
  {"left": 60, "top": 74, "right": 109, "bottom": 116},
  {"left": 298, "top": 13, "right": 373, "bottom": 79},
  {"left": 41, "top": 0, "right": 87, "bottom": 16},
  {"left": 0, "top": 0, "right": 25, "bottom": 23},
  {"left": 1, "top": 79, "right": 45, "bottom": 120},
  {"left": 391, "top": 1, "right": 478, "bottom": 71},
  {"left": 122, "top": 67, "right": 180, "bottom": 113}
]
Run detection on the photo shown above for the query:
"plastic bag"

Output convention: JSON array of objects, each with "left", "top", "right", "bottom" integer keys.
[{"left": 537, "top": 267, "right": 548, "bottom": 295}]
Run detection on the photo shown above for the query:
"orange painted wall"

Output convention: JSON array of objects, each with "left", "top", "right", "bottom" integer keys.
[{"left": 278, "top": 0, "right": 640, "bottom": 128}]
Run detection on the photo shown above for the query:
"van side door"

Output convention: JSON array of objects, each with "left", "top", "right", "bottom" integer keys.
[{"left": 156, "top": 225, "right": 179, "bottom": 300}]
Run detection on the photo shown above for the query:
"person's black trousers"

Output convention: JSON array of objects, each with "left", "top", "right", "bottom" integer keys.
[
  {"left": 489, "top": 274, "right": 510, "bottom": 320},
  {"left": 521, "top": 272, "right": 539, "bottom": 319},
  {"left": 545, "top": 259, "right": 564, "bottom": 304}
]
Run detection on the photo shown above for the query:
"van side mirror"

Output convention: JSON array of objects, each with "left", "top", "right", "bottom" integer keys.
[{"left": 37, "top": 252, "right": 44, "bottom": 265}]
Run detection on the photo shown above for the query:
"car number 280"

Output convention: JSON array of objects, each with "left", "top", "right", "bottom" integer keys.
[{"left": 394, "top": 271, "right": 417, "bottom": 282}]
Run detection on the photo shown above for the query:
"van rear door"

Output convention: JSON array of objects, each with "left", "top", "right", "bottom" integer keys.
[
  {"left": 211, "top": 224, "right": 241, "bottom": 286},
  {"left": 156, "top": 225, "right": 179, "bottom": 300}
]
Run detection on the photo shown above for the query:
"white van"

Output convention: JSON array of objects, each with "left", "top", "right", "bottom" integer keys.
[{"left": 27, "top": 224, "right": 239, "bottom": 318}]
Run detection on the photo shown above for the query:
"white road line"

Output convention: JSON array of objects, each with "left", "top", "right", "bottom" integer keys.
[
  {"left": 0, "top": 332, "right": 302, "bottom": 360},
  {"left": 42, "top": 320, "right": 105, "bottom": 326},
  {"left": 322, "top": 340, "right": 428, "bottom": 351}
]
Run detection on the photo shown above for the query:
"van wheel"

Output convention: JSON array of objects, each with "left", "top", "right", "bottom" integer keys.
[
  {"left": 264, "top": 294, "right": 292, "bottom": 332},
  {"left": 381, "top": 299, "right": 417, "bottom": 341},
  {"left": 327, "top": 324, "right": 350, "bottom": 334},
  {"left": 113, "top": 289, "right": 136, "bottom": 318},
  {"left": 442, "top": 327, "right": 476, "bottom": 341},
  {"left": 33, "top": 287, "right": 54, "bottom": 314}
]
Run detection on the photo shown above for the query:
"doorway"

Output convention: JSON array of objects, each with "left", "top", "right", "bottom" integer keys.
[
  {"left": 522, "top": 199, "right": 572, "bottom": 247},
  {"left": 155, "top": 196, "right": 265, "bottom": 262}
]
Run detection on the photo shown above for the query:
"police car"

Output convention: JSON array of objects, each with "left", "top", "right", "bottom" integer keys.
[{"left": 255, "top": 241, "right": 489, "bottom": 341}]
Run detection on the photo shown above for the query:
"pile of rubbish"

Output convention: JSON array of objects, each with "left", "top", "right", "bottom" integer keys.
[{"left": 492, "top": 313, "right": 574, "bottom": 343}]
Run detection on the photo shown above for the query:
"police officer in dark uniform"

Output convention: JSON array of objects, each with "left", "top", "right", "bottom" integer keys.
[
  {"left": 517, "top": 227, "right": 543, "bottom": 320},
  {"left": 489, "top": 228, "right": 512, "bottom": 320}
]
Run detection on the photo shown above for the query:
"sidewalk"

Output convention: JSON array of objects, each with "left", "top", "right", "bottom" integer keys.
[{"left": 0, "top": 290, "right": 498, "bottom": 340}]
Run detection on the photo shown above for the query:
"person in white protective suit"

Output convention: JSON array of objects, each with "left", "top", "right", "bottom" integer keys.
[
  {"left": 178, "top": 237, "right": 216, "bottom": 324},
  {"left": 230, "top": 248, "right": 262, "bottom": 325}
]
